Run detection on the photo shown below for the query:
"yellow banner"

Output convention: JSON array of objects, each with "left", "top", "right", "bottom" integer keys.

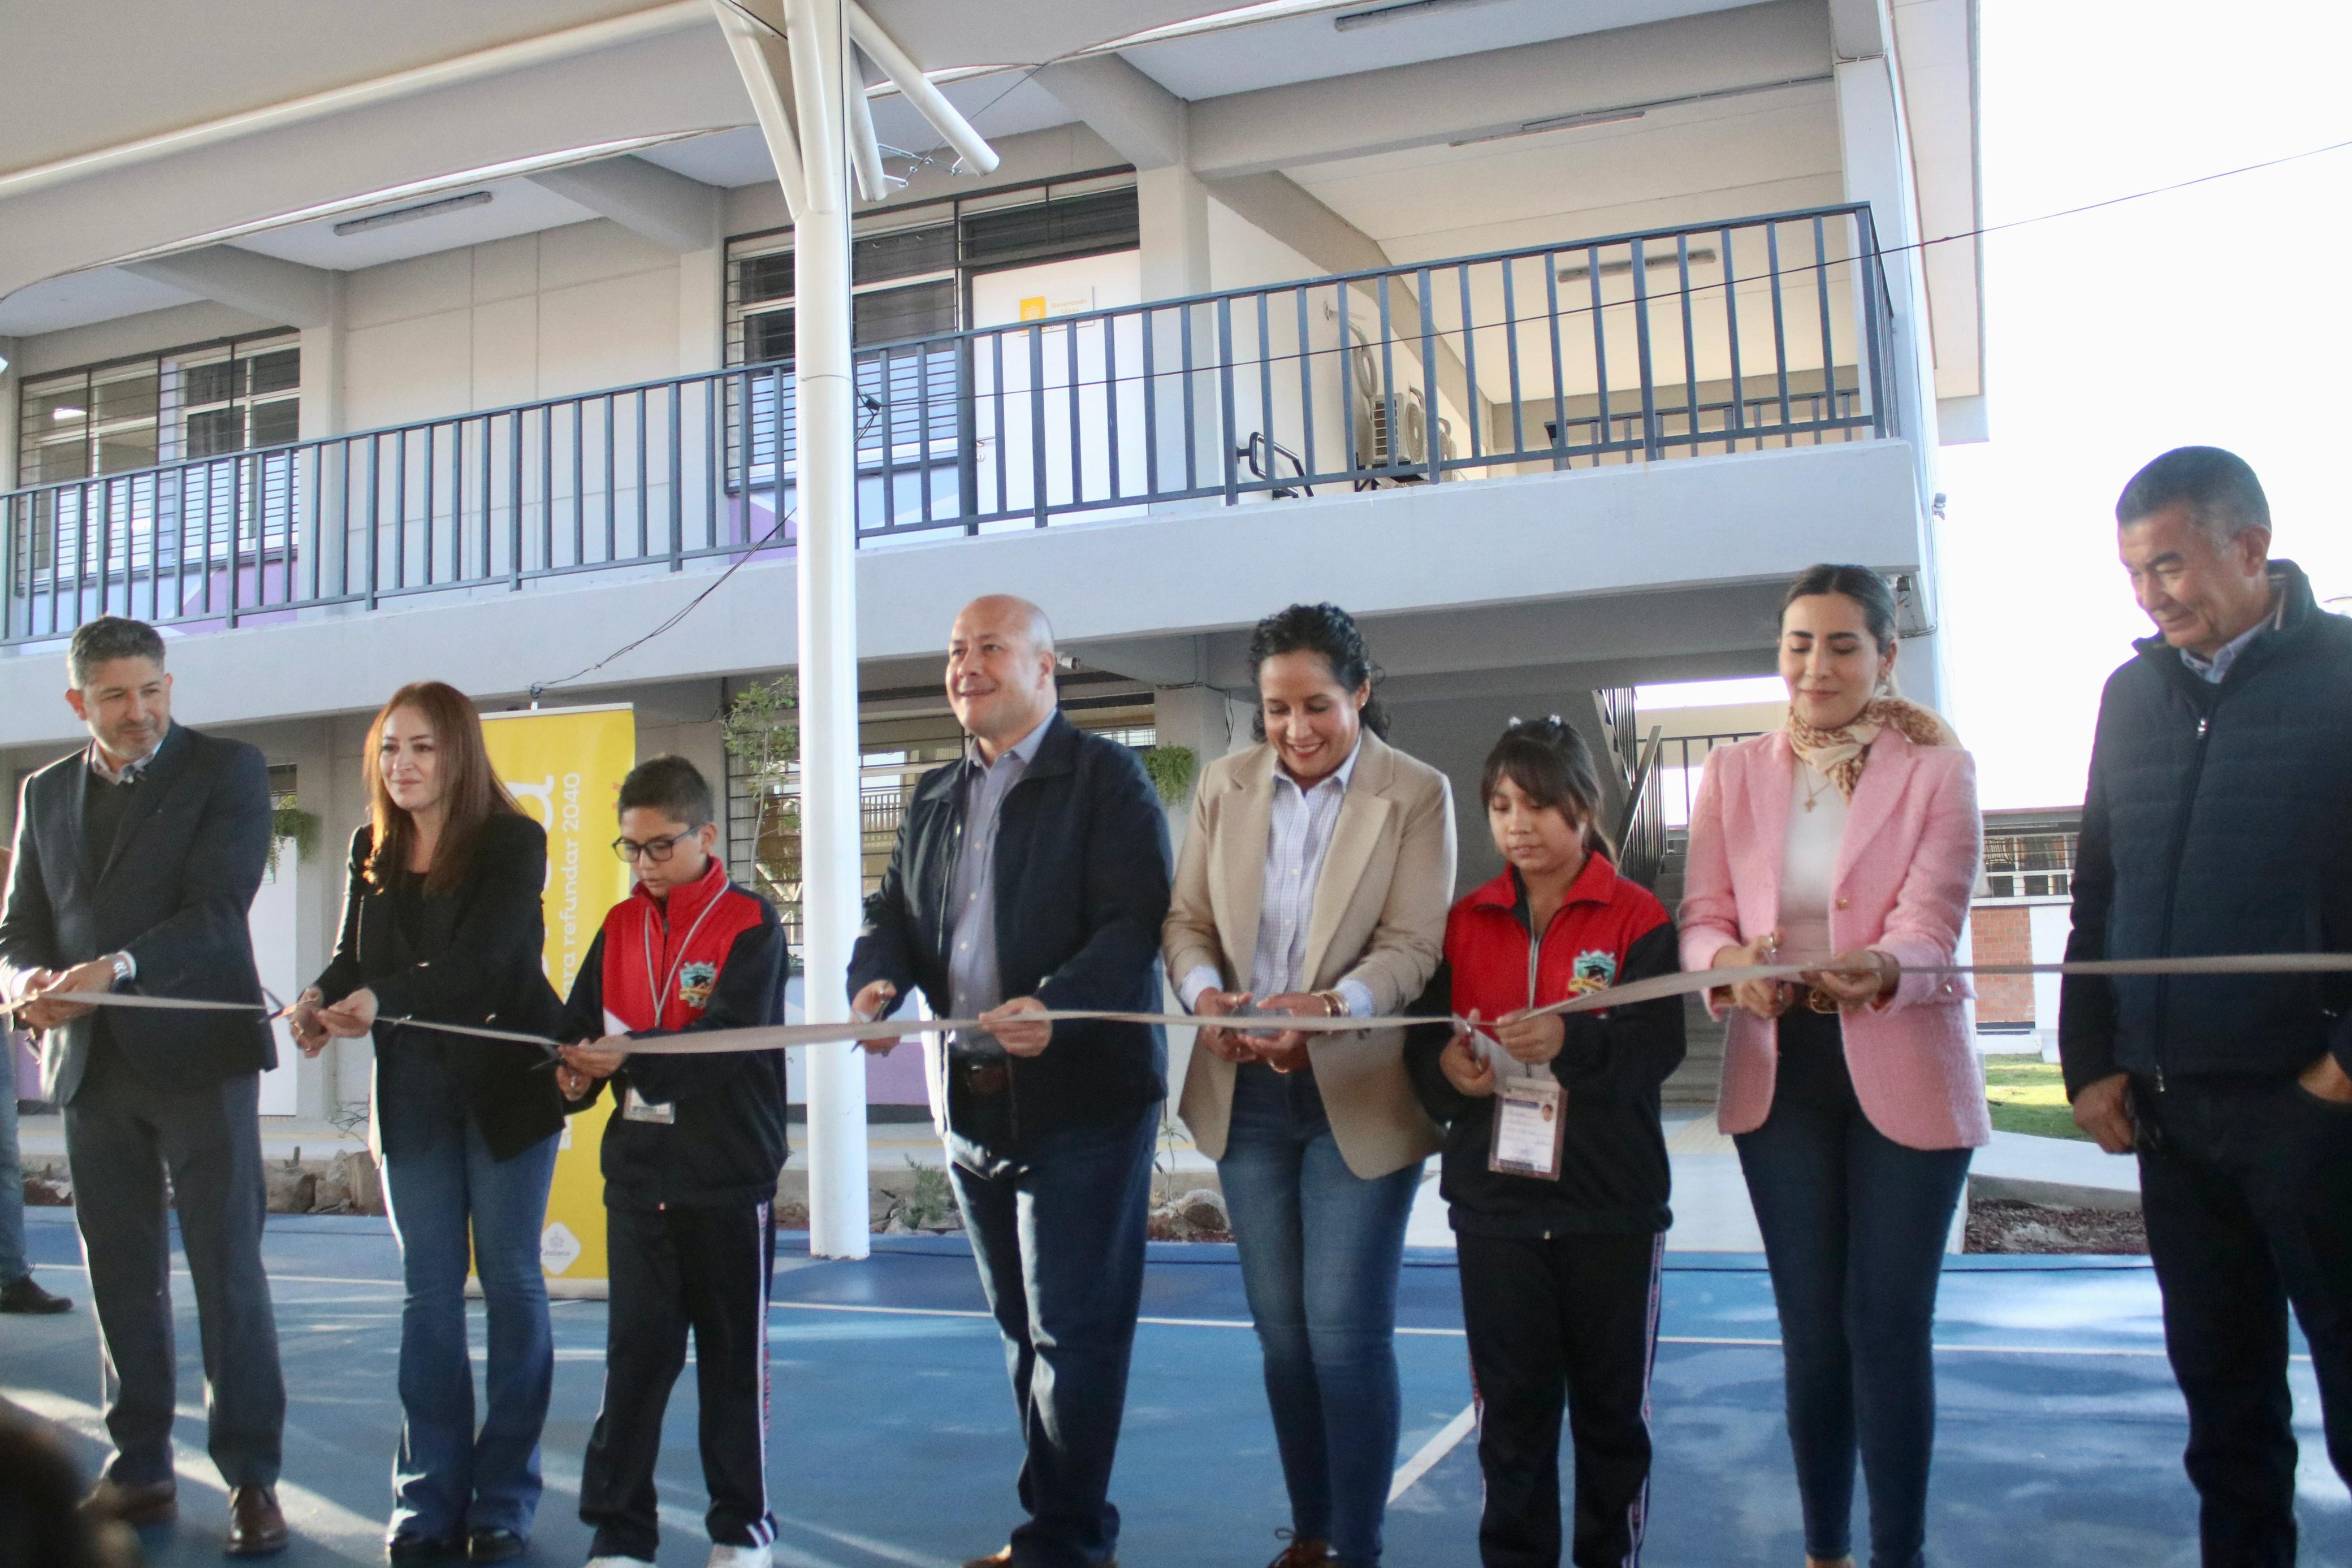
[{"left": 482, "top": 704, "right": 635, "bottom": 1288}]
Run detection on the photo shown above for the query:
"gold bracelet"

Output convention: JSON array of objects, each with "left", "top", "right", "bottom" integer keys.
[{"left": 1312, "top": 989, "right": 1347, "bottom": 1018}]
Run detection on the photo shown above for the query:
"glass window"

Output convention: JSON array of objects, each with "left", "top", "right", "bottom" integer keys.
[
  {"left": 854, "top": 280, "right": 957, "bottom": 348},
  {"left": 744, "top": 310, "right": 796, "bottom": 365},
  {"left": 740, "top": 250, "right": 795, "bottom": 305},
  {"left": 187, "top": 408, "right": 244, "bottom": 458},
  {"left": 250, "top": 398, "right": 300, "bottom": 449},
  {"left": 961, "top": 188, "right": 1140, "bottom": 270},
  {"left": 15, "top": 332, "right": 300, "bottom": 486},
  {"left": 248, "top": 349, "right": 300, "bottom": 399},
  {"left": 722, "top": 174, "right": 1138, "bottom": 372},
  {"left": 854, "top": 223, "right": 956, "bottom": 285}
]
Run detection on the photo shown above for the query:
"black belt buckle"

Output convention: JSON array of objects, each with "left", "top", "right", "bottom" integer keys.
[{"left": 956, "top": 1058, "right": 1011, "bottom": 1097}]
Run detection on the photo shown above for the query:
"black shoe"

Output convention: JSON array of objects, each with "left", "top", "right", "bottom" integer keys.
[
  {"left": 0, "top": 1275, "right": 72, "bottom": 1314},
  {"left": 466, "top": 1528, "right": 528, "bottom": 1563},
  {"left": 79, "top": 1477, "right": 177, "bottom": 1527},
  {"left": 386, "top": 1533, "right": 465, "bottom": 1565},
  {"left": 226, "top": 1485, "right": 289, "bottom": 1558}
]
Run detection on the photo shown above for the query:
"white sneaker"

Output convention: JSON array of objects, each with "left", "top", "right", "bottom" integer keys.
[
  {"left": 584, "top": 1557, "right": 655, "bottom": 1567},
  {"left": 707, "top": 1546, "right": 772, "bottom": 1568}
]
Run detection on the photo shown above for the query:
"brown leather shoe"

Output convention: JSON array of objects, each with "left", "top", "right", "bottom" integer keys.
[
  {"left": 1267, "top": 1537, "right": 1335, "bottom": 1568},
  {"left": 79, "top": 1477, "right": 178, "bottom": 1527},
  {"left": 226, "top": 1485, "right": 289, "bottom": 1557}
]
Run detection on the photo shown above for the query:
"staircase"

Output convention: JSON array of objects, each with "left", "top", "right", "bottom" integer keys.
[{"left": 1644, "top": 830, "right": 1727, "bottom": 1109}]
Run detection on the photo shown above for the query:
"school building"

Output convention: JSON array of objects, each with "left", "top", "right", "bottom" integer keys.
[{"left": 0, "top": 0, "right": 1987, "bottom": 1145}]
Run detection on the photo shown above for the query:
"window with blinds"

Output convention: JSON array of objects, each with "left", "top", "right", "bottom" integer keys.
[
  {"left": 15, "top": 333, "right": 300, "bottom": 489},
  {"left": 721, "top": 171, "right": 1139, "bottom": 370}
]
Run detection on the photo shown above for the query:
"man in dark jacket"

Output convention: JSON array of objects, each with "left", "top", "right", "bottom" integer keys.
[
  {"left": 0, "top": 616, "right": 287, "bottom": 1557},
  {"left": 2061, "top": 447, "right": 2352, "bottom": 1567},
  {"left": 849, "top": 595, "right": 1172, "bottom": 1568}
]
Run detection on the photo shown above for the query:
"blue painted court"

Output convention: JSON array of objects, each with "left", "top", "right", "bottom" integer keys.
[{"left": 3, "top": 1207, "right": 2347, "bottom": 1567}]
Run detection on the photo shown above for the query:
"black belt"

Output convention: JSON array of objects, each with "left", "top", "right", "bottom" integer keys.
[{"left": 952, "top": 1058, "right": 1011, "bottom": 1097}]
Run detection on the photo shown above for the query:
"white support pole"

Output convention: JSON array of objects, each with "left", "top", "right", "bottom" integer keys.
[
  {"left": 844, "top": 47, "right": 889, "bottom": 205},
  {"left": 708, "top": 0, "right": 811, "bottom": 220},
  {"left": 784, "top": 0, "right": 871, "bottom": 1260},
  {"left": 846, "top": 1, "right": 1001, "bottom": 175}
]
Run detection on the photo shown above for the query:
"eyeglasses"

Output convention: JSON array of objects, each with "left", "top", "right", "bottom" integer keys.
[{"left": 612, "top": 831, "right": 693, "bottom": 863}]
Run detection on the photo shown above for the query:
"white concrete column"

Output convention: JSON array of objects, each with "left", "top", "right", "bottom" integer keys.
[
  {"left": 678, "top": 246, "right": 727, "bottom": 376},
  {"left": 297, "top": 285, "right": 351, "bottom": 629},
  {"left": 1836, "top": 53, "right": 1950, "bottom": 714},
  {"left": 0, "top": 339, "right": 21, "bottom": 493},
  {"left": 1136, "top": 166, "right": 1222, "bottom": 506},
  {"left": 785, "top": 0, "right": 871, "bottom": 1260}
]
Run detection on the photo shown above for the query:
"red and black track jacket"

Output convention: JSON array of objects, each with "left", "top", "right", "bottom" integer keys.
[
  {"left": 1405, "top": 854, "right": 1684, "bottom": 1237},
  {"left": 559, "top": 857, "right": 789, "bottom": 1211}
]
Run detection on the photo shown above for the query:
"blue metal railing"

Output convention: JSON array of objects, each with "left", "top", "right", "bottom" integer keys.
[{"left": 2, "top": 203, "right": 1896, "bottom": 644}]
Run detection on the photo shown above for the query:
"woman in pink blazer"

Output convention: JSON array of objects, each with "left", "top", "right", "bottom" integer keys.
[{"left": 1679, "top": 565, "right": 1986, "bottom": 1568}]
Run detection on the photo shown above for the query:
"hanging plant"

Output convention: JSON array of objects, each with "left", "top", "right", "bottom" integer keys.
[
  {"left": 1141, "top": 744, "right": 1198, "bottom": 809},
  {"left": 268, "top": 796, "right": 321, "bottom": 875}
]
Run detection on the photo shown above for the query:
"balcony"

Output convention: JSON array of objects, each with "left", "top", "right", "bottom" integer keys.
[{"left": 1, "top": 203, "right": 1898, "bottom": 647}]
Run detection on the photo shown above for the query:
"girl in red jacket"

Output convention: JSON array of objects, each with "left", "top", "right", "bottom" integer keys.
[{"left": 1406, "top": 718, "right": 1684, "bottom": 1568}]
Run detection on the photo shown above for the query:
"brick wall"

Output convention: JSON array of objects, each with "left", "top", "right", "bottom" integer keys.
[{"left": 1971, "top": 905, "right": 2035, "bottom": 1023}]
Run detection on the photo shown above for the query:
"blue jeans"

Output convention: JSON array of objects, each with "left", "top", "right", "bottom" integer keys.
[
  {"left": 379, "top": 1100, "right": 559, "bottom": 1542},
  {"left": 1734, "top": 1010, "right": 1970, "bottom": 1568},
  {"left": 1220, "top": 1064, "right": 1423, "bottom": 1568},
  {"left": 0, "top": 1059, "right": 24, "bottom": 1283},
  {"left": 949, "top": 1107, "right": 1158, "bottom": 1568}
]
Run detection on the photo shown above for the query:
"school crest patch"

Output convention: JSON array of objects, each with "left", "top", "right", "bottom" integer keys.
[
  {"left": 1567, "top": 950, "right": 1618, "bottom": 996},
  {"left": 677, "top": 961, "right": 720, "bottom": 1011}
]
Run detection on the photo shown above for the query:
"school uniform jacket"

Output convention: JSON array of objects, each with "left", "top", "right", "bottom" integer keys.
[
  {"left": 560, "top": 857, "right": 790, "bottom": 1210},
  {"left": 1404, "top": 855, "right": 1685, "bottom": 1237}
]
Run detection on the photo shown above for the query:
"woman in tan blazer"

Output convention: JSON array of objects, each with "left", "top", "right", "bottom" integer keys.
[{"left": 1164, "top": 603, "right": 1455, "bottom": 1568}]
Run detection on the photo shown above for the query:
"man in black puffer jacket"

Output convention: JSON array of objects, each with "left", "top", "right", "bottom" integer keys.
[{"left": 2061, "top": 446, "right": 2352, "bottom": 1567}]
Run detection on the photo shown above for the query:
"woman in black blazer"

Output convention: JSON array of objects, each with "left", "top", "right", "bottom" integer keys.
[{"left": 291, "top": 681, "right": 562, "bottom": 1567}]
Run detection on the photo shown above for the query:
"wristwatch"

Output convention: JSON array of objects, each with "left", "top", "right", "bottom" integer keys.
[{"left": 107, "top": 951, "right": 135, "bottom": 988}]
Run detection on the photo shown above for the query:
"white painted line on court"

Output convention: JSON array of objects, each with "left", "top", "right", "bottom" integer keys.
[
  {"left": 1390, "top": 1404, "right": 1477, "bottom": 1502},
  {"left": 36, "top": 1262, "right": 403, "bottom": 1288},
  {"left": 30, "top": 1263, "right": 2257, "bottom": 1361},
  {"left": 3, "top": 1385, "right": 386, "bottom": 1541}
]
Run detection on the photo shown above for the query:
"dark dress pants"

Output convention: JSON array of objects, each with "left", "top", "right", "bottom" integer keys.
[
  {"left": 62, "top": 1046, "right": 284, "bottom": 1489},
  {"left": 1459, "top": 1230, "right": 1664, "bottom": 1568},
  {"left": 948, "top": 1094, "right": 1158, "bottom": 1568},
  {"left": 582, "top": 1201, "right": 779, "bottom": 1561},
  {"left": 2138, "top": 1074, "right": 2352, "bottom": 1568},
  {"left": 1734, "top": 1009, "right": 1970, "bottom": 1568}
]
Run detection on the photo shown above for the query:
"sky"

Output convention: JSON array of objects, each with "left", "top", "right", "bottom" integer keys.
[{"left": 1934, "top": 0, "right": 2352, "bottom": 808}]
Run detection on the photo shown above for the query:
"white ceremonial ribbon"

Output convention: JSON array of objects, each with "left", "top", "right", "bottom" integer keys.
[{"left": 8, "top": 950, "right": 2352, "bottom": 1056}]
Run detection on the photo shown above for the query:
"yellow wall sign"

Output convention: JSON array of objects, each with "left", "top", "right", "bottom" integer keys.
[{"left": 482, "top": 704, "right": 635, "bottom": 1290}]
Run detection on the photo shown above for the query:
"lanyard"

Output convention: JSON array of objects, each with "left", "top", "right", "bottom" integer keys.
[{"left": 641, "top": 883, "right": 726, "bottom": 1024}]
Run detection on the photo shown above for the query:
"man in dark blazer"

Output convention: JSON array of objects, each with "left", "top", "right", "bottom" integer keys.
[
  {"left": 850, "top": 595, "right": 1172, "bottom": 1568},
  {"left": 0, "top": 616, "right": 288, "bottom": 1557}
]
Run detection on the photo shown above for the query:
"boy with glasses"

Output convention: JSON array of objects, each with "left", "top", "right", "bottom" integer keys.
[{"left": 555, "top": 755, "right": 789, "bottom": 1568}]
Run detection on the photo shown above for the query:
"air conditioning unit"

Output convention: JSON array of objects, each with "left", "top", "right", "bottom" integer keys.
[{"left": 1349, "top": 334, "right": 1454, "bottom": 480}]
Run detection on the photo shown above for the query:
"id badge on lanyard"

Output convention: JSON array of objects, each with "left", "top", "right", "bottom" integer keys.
[{"left": 1489, "top": 1076, "right": 1565, "bottom": 1180}]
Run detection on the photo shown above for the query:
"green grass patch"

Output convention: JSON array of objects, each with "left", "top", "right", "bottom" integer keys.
[{"left": 1982, "top": 1055, "right": 2089, "bottom": 1141}]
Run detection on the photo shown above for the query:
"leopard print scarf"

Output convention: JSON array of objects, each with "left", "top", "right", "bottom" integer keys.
[{"left": 1785, "top": 698, "right": 1958, "bottom": 799}]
